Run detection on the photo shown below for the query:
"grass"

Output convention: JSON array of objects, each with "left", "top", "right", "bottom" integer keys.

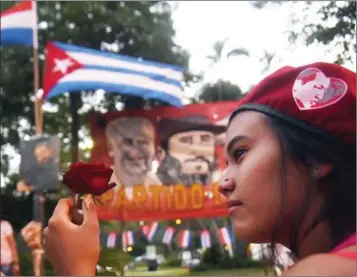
[{"left": 126, "top": 266, "right": 274, "bottom": 276}]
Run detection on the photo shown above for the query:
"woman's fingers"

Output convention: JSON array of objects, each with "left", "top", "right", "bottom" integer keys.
[
  {"left": 43, "top": 197, "right": 100, "bottom": 276},
  {"left": 47, "top": 198, "right": 77, "bottom": 231},
  {"left": 81, "top": 197, "right": 99, "bottom": 232},
  {"left": 53, "top": 197, "right": 74, "bottom": 215}
]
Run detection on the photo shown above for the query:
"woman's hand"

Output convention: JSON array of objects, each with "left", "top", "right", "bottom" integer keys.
[{"left": 43, "top": 197, "right": 100, "bottom": 276}]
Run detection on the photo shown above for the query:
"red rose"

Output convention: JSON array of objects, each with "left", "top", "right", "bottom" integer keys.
[{"left": 63, "top": 161, "right": 116, "bottom": 196}]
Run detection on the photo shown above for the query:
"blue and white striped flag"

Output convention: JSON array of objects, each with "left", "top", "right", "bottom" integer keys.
[{"left": 0, "top": 1, "right": 37, "bottom": 47}]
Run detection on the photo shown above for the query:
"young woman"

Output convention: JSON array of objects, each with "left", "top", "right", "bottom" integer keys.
[{"left": 43, "top": 62, "right": 356, "bottom": 276}]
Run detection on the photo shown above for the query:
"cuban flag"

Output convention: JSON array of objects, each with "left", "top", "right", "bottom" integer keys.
[
  {"left": 106, "top": 232, "right": 117, "bottom": 249},
  {"left": 122, "top": 231, "right": 134, "bottom": 251},
  {"left": 0, "top": 1, "right": 37, "bottom": 47},
  {"left": 162, "top": 227, "right": 175, "bottom": 244},
  {"left": 179, "top": 230, "right": 190, "bottom": 248},
  {"left": 42, "top": 41, "right": 184, "bottom": 107},
  {"left": 146, "top": 222, "right": 159, "bottom": 242},
  {"left": 200, "top": 230, "right": 211, "bottom": 249}
]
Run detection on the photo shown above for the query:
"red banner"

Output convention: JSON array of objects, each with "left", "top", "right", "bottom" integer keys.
[{"left": 89, "top": 101, "right": 240, "bottom": 221}]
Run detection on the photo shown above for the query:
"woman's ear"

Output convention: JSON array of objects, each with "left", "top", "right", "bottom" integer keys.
[
  {"left": 314, "top": 164, "right": 333, "bottom": 179},
  {"left": 314, "top": 164, "right": 334, "bottom": 193}
]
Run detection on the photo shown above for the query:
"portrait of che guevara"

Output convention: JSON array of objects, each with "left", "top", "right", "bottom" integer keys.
[
  {"left": 18, "top": 135, "right": 60, "bottom": 192},
  {"left": 156, "top": 115, "right": 225, "bottom": 187}
]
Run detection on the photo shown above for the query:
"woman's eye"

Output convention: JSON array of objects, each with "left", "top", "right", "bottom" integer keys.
[{"left": 233, "top": 148, "right": 246, "bottom": 162}]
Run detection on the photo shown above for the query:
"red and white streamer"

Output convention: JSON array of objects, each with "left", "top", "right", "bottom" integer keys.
[
  {"left": 179, "top": 230, "right": 190, "bottom": 248},
  {"left": 141, "top": 225, "right": 150, "bottom": 239},
  {"left": 162, "top": 227, "right": 175, "bottom": 244},
  {"left": 146, "top": 222, "right": 159, "bottom": 241},
  {"left": 200, "top": 230, "right": 211, "bottom": 248},
  {"left": 122, "top": 230, "right": 134, "bottom": 250},
  {"left": 218, "top": 227, "right": 231, "bottom": 246},
  {"left": 106, "top": 232, "right": 117, "bottom": 248}
]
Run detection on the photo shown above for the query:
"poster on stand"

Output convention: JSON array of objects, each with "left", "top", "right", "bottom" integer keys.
[{"left": 18, "top": 135, "right": 61, "bottom": 192}]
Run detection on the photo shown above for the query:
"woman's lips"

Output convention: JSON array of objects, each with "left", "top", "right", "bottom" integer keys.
[{"left": 227, "top": 199, "right": 243, "bottom": 215}]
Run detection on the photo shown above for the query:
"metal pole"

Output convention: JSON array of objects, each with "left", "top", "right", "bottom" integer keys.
[{"left": 31, "top": 2, "right": 45, "bottom": 273}]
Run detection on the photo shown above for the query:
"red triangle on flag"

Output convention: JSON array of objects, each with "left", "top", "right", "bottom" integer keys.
[{"left": 42, "top": 41, "right": 83, "bottom": 100}]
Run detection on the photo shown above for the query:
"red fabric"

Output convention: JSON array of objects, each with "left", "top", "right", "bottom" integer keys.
[
  {"left": 1, "top": 1, "right": 32, "bottom": 17},
  {"left": 232, "top": 62, "right": 356, "bottom": 147},
  {"left": 330, "top": 233, "right": 356, "bottom": 261},
  {"left": 42, "top": 41, "right": 83, "bottom": 98},
  {"left": 330, "top": 233, "right": 356, "bottom": 253},
  {"left": 332, "top": 252, "right": 356, "bottom": 260}
]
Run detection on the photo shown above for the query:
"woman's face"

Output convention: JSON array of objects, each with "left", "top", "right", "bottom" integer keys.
[{"left": 220, "top": 111, "right": 310, "bottom": 244}]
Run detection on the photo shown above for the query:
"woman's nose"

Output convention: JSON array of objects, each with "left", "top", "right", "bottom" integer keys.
[{"left": 219, "top": 177, "right": 235, "bottom": 197}]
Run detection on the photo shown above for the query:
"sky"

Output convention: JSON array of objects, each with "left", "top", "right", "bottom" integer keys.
[
  {"left": 1, "top": 1, "right": 356, "bottom": 187},
  {"left": 171, "top": 1, "right": 355, "bottom": 97}
]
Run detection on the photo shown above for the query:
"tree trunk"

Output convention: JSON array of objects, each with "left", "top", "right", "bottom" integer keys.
[{"left": 69, "top": 93, "right": 81, "bottom": 163}]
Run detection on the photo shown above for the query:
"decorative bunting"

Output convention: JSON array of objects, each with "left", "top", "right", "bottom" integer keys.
[
  {"left": 146, "top": 222, "right": 159, "bottom": 241},
  {"left": 106, "top": 232, "right": 117, "bottom": 248},
  {"left": 141, "top": 225, "right": 150, "bottom": 239},
  {"left": 200, "top": 230, "right": 211, "bottom": 249},
  {"left": 102, "top": 226, "right": 237, "bottom": 251},
  {"left": 162, "top": 227, "right": 175, "bottom": 244},
  {"left": 218, "top": 227, "right": 231, "bottom": 246},
  {"left": 179, "top": 230, "right": 190, "bottom": 248},
  {"left": 122, "top": 231, "right": 135, "bottom": 251}
]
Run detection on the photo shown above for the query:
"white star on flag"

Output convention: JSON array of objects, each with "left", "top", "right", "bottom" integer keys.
[{"left": 53, "top": 58, "right": 73, "bottom": 74}]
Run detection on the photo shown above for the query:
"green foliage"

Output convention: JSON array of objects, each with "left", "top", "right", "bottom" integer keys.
[
  {"left": 97, "top": 248, "right": 132, "bottom": 276},
  {"left": 0, "top": 1, "right": 195, "bottom": 186},
  {"left": 201, "top": 244, "right": 222, "bottom": 265},
  {"left": 206, "top": 37, "right": 249, "bottom": 65},
  {"left": 0, "top": 191, "right": 57, "bottom": 231},
  {"left": 192, "top": 244, "right": 265, "bottom": 272},
  {"left": 130, "top": 237, "right": 148, "bottom": 257},
  {"left": 99, "top": 248, "right": 132, "bottom": 268},
  {"left": 198, "top": 80, "right": 244, "bottom": 103},
  {"left": 300, "top": 1, "right": 356, "bottom": 64},
  {"left": 19, "top": 252, "right": 55, "bottom": 276},
  {"left": 162, "top": 257, "right": 182, "bottom": 268},
  {"left": 251, "top": 1, "right": 356, "bottom": 65}
]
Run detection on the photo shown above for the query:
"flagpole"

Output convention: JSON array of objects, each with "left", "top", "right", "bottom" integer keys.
[
  {"left": 32, "top": 0, "right": 42, "bottom": 135},
  {"left": 31, "top": 1, "right": 45, "bottom": 277}
]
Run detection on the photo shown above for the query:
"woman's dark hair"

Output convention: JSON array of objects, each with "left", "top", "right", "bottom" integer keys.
[{"left": 263, "top": 114, "right": 356, "bottom": 262}]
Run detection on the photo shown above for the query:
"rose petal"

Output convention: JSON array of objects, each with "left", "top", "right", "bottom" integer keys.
[
  {"left": 79, "top": 171, "right": 112, "bottom": 194},
  {"left": 91, "top": 182, "right": 116, "bottom": 196},
  {"left": 88, "top": 168, "right": 113, "bottom": 183},
  {"left": 64, "top": 162, "right": 115, "bottom": 196},
  {"left": 78, "top": 167, "right": 113, "bottom": 189},
  {"left": 70, "top": 161, "right": 86, "bottom": 169},
  {"left": 62, "top": 170, "right": 89, "bottom": 194},
  {"left": 92, "top": 163, "right": 107, "bottom": 169}
]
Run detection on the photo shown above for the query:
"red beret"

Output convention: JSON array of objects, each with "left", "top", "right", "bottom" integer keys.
[{"left": 230, "top": 62, "right": 356, "bottom": 148}]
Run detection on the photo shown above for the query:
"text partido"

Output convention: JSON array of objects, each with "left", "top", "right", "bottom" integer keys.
[{"left": 99, "top": 183, "right": 224, "bottom": 211}]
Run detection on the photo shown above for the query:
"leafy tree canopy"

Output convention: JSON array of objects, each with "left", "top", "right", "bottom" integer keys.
[
  {"left": 0, "top": 1, "right": 195, "bottom": 186},
  {"left": 252, "top": 1, "right": 356, "bottom": 65}
]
